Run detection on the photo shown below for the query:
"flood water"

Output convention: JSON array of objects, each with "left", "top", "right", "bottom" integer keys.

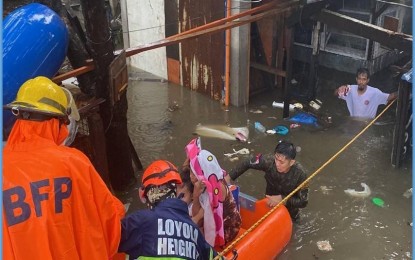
[{"left": 120, "top": 67, "right": 412, "bottom": 259}]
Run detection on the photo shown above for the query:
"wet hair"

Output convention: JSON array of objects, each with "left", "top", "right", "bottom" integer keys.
[
  {"left": 274, "top": 140, "right": 296, "bottom": 159},
  {"left": 179, "top": 163, "right": 194, "bottom": 191},
  {"left": 180, "top": 180, "right": 194, "bottom": 194},
  {"left": 180, "top": 162, "right": 191, "bottom": 183},
  {"left": 356, "top": 68, "right": 370, "bottom": 79}
]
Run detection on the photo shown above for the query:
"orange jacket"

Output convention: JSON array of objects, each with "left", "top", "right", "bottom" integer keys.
[{"left": 3, "top": 119, "right": 125, "bottom": 259}]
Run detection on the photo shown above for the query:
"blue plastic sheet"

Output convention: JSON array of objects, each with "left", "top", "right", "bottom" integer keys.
[{"left": 289, "top": 112, "right": 318, "bottom": 126}]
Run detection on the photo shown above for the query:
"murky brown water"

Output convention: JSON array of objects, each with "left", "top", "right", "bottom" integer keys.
[{"left": 121, "top": 67, "right": 412, "bottom": 259}]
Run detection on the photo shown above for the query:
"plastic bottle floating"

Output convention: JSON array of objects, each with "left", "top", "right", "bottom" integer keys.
[{"left": 254, "top": 122, "right": 266, "bottom": 133}]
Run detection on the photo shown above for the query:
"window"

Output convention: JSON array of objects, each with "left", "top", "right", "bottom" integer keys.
[{"left": 321, "top": 9, "right": 371, "bottom": 59}]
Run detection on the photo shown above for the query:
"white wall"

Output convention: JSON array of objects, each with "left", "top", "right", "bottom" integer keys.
[{"left": 125, "top": 0, "right": 167, "bottom": 79}]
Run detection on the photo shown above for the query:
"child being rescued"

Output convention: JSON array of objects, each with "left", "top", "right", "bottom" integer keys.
[
  {"left": 118, "top": 160, "right": 222, "bottom": 259},
  {"left": 179, "top": 137, "right": 242, "bottom": 248}
]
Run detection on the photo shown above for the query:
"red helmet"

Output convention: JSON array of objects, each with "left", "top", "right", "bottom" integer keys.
[{"left": 142, "top": 160, "right": 182, "bottom": 188}]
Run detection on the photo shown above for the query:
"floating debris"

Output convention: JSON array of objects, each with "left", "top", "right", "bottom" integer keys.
[
  {"left": 317, "top": 240, "right": 333, "bottom": 251},
  {"left": 403, "top": 188, "right": 412, "bottom": 198},
  {"left": 290, "top": 123, "right": 300, "bottom": 129},
  {"left": 235, "top": 132, "right": 247, "bottom": 142},
  {"left": 372, "top": 197, "right": 385, "bottom": 207},
  {"left": 344, "top": 183, "right": 371, "bottom": 198},
  {"left": 272, "top": 101, "right": 303, "bottom": 111},
  {"left": 273, "top": 125, "right": 289, "bottom": 135},
  {"left": 167, "top": 102, "right": 180, "bottom": 112},
  {"left": 249, "top": 109, "right": 263, "bottom": 114},
  {"left": 194, "top": 124, "right": 249, "bottom": 141},
  {"left": 224, "top": 148, "right": 250, "bottom": 158},
  {"left": 289, "top": 112, "right": 318, "bottom": 126},
  {"left": 254, "top": 122, "right": 266, "bottom": 133},
  {"left": 309, "top": 99, "right": 323, "bottom": 111},
  {"left": 320, "top": 186, "right": 333, "bottom": 194}
]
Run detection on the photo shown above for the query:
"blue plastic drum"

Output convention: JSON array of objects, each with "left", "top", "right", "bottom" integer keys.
[{"left": 3, "top": 3, "right": 69, "bottom": 134}]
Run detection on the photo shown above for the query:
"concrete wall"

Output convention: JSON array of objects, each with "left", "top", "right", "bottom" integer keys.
[
  {"left": 230, "top": 2, "right": 251, "bottom": 107},
  {"left": 230, "top": 23, "right": 251, "bottom": 107},
  {"left": 125, "top": 0, "right": 167, "bottom": 79}
]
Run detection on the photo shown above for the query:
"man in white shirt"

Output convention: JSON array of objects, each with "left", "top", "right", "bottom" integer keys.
[{"left": 334, "top": 68, "right": 397, "bottom": 119}]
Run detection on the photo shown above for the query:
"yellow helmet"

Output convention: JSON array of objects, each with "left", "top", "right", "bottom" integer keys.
[{"left": 5, "top": 76, "right": 69, "bottom": 118}]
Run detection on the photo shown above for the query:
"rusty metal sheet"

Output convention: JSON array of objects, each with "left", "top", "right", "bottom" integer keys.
[
  {"left": 257, "top": 17, "right": 276, "bottom": 65},
  {"left": 383, "top": 15, "right": 399, "bottom": 32},
  {"left": 109, "top": 50, "right": 128, "bottom": 106},
  {"left": 179, "top": 0, "right": 224, "bottom": 100},
  {"left": 167, "top": 58, "right": 180, "bottom": 85}
]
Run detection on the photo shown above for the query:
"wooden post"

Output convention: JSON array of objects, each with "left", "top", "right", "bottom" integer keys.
[
  {"left": 391, "top": 79, "right": 411, "bottom": 168},
  {"left": 80, "top": 0, "right": 136, "bottom": 191},
  {"left": 283, "top": 24, "right": 294, "bottom": 119},
  {"left": 308, "top": 21, "right": 321, "bottom": 98},
  {"left": 88, "top": 111, "right": 112, "bottom": 187},
  {"left": 276, "top": 16, "right": 285, "bottom": 89},
  {"left": 271, "top": 16, "right": 279, "bottom": 87}
]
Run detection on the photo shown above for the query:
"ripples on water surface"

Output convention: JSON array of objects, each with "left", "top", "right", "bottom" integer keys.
[{"left": 125, "top": 69, "right": 411, "bottom": 259}]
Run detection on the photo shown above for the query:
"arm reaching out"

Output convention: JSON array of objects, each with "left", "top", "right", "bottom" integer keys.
[
  {"left": 335, "top": 85, "right": 350, "bottom": 97},
  {"left": 229, "top": 154, "right": 266, "bottom": 180}
]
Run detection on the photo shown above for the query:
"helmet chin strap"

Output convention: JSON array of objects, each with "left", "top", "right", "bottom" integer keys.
[
  {"left": 60, "top": 87, "right": 75, "bottom": 118},
  {"left": 13, "top": 110, "right": 70, "bottom": 126}
]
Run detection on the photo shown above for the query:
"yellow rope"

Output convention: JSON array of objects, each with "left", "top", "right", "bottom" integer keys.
[{"left": 216, "top": 100, "right": 396, "bottom": 259}]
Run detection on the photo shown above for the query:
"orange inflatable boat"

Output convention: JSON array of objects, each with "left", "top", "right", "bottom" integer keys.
[{"left": 219, "top": 192, "right": 293, "bottom": 259}]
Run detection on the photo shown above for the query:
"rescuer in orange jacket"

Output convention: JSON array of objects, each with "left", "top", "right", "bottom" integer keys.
[{"left": 3, "top": 76, "right": 125, "bottom": 259}]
